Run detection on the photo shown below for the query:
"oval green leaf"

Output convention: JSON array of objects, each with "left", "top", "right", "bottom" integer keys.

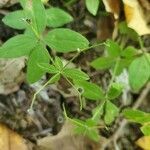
[
  {"left": 106, "top": 40, "right": 121, "bottom": 57},
  {"left": 27, "top": 44, "right": 50, "bottom": 83},
  {"left": 123, "top": 108, "right": 150, "bottom": 124},
  {"left": 0, "top": 34, "right": 37, "bottom": 58},
  {"left": 45, "top": 28, "right": 89, "bottom": 52},
  {"left": 107, "top": 83, "right": 123, "bottom": 100},
  {"left": 32, "top": 0, "right": 46, "bottom": 34},
  {"left": 38, "top": 63, "right": 59, "bottom": 74},
  {"left": 91, "top": 56, "right": 116, "bottom": 70},
  {"left": 85, "top": 0, "right": 100, "bottom": 16},
  {"left": 104, "top": 101, "right": 119, "bottom": 125},
  {"left": 2, "top": 10, "right": 27, "bottom": 29},
  {"left": 46, "top": 8, "right": 73, "bottom": 28},
  {"left": 129, "top": 55, "right": 150, "bottom": 92},
  {"left": 63, "top": 68, "right": 89, "bottom": 80},
  {"left": 74, "top": 80, "right": 105, "bottom": 101}
]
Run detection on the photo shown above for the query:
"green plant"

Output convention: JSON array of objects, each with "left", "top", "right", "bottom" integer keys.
[
  {"left": 85, "top": 0, "right": 100, "bottom": 16},
  {"left": 0, "top": 0, "right": 150, "bottom": 142}
]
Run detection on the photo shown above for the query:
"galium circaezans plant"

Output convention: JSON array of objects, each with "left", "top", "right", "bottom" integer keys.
[{"left": 0, "top": 0, "right": 150, "bottom": 142}]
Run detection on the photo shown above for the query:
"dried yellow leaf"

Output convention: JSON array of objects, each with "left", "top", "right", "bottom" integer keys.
[
  {"left": 0, "top": 123, "right": 32, "bottom": 150},
  {"left": 123, "top": 0, "right": 150, "bottom": 35},
  {"left": 136, "top": 136, "right": 150, "bottom": 150},
  {"left": 102, "top": 0, "right": 120, "bottom": 19}
]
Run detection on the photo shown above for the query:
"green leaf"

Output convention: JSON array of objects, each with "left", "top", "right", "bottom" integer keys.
[
  {"left": 0, "top": 34, "right": 37, "bottom": 58},
  {"left": 48, "top": 73, "right": 61, "bottom": 83},
  {"left": 85, "top": 0, "right": 100, "bottom": 15},
  {"left": 73, "top": 119, "right": 87, "bottom": 134},
  {"left": 141, "top": 125, "right": 150, "bottom": 136},
  {"left": 2, "top": 10, "right": 28, "bottom": 29},
  {"left": 46, "top": 8, "right": 73, "bottom": 28},
  {"left": 92, "top": 102, "right": 105, "bottom": 123},
  {"left": 32, "top": 0, "right": 46, "bottom": 34},
  {"left": 86, "top": 127, "right": 100, "bottom": 142},
  {"left": 118, "top": 21, "right": 139, "bottom": 41},
  {"left": 24, "top": 26, "right": 36, "bottom": 37},
  {"left": 27, "top": 44, "right": 49, "bottom": 83},
  {"left": 123, "top": 108, "right": 150, "bottom": 124},
  {"left": 129, "top": 55, "right": 150, "bottom": 92},
  {"left": 86, "top": 119, "right": 97, "bottom": 127},
  {"left": 73, "top": 119, "right": 100, "bottom": 142},
  {"left": 107, "top": 83, "right": 123, "bottom": 100},
  {"left": 45, "top": 28, "right": 89, "bottom": 52},
  {"left": 54, "top": 56, "right": 63, "bottom": 70},
  {"left": 91, "top": 57, "right": 116, "bottom": 70},
  {"left": 114, "top": 58, "right": 133, "bottom": 75},
  {"left": 38, "top": 63, "right": 59, "bottom": 74},
  {"left": 74, "top": 80, "right": 105, "bottom": 101},
  {"left": 106, "top": 40, "right": 121, "bottom": 57},
  {"left": 19, "top": 0, "right": 27, "bottom": 8},
  {"left": 121, "top": 46, "right": 137, "bottom": 58},
  {"left": 104, "top": 101, "right": 119, "bottom": 125},
  {"left": 63, "top": 68, "right": 89, "bottom": 80}
]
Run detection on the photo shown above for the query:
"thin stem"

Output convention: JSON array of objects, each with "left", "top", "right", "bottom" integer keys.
[
  {"left": 64, "top": 0, "right": 77, "bottom": 6},
  {"left": 138, "top": 37, "right": 145, "bottom": 52},
  {"left": 29, "top": 40, "right": 105, "bottom": 109},
  {"left": 81, "top": 42, "right": 106, "bottom": 52},
  {"left": 62, "top": 75, "right": 83, "bottom": 110},
  {"left": 62, "top": 103, "right": 68, "bottom": 119},
  {"left": 29, "top": 73, "right": 60, "bottom": 110},
  {"left": 107, "top": 58, "right": 120, "bottom": 92},
  {"left": 92, "top": 100, "right": 105, "bottom": 121},
  {"left": 63, "top": 103, "right": 88, "bottom": 128},
  {"left": 23, "top": 19, "right": 40, "bottom": 39},
  {"left": 63, "top": 51, "right": 80, "bottom": 70},
  {"left": 61, "top": 42, "right": 106, "bottom": 71}
]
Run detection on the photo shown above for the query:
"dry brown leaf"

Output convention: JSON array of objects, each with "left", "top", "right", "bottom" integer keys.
[
  {"left": 37, "top": 121, "right": 104, "bottom": 150},
  {"left": 102, "top": 0, "right": 120, "bottom": 19},
  {"left": 0, "top": 123, "right": 33, "bottom": 150},
  {"left": 123, "top": 0, "right": 150, "bottom": 35},
  {"left": 0, "top": 57, "right": 25, "bottom": 95},
  {"left": 136, "top": 136, "right": 150, "bottom": 150},
  {"left": 97, "top": 15, "right": 115, "bottom": 41}
]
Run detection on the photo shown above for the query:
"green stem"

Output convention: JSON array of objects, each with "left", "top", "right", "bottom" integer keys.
[
  {"left": 29, "top": 39, "right": 105, "bottom": 110},
  {"left": 64, "top": 0, "right": 77, "bottom": 6},
  {"left": 62, "top": 103, "right": 68, "bottom": 119},
  {"left": 81, "top": 42, "right": 106, "bottom": 52},
  {"left": 62, "top": 103, "right": 88, "bottom": 128},
  {"left": 29, "top": 73, "right": 60, "bottom": 110},
  {"left": 60, "top": 42, "right": 106, "bottom": 72},
  {"left": 63, "top": 51, "right": 80, "bottom": 70},
  {"left": 107, "top": 58, "right": 120, "bottom": 91},
  {"left": 92, "top": 100, "right": 105, "bottom": 121},
  {"left": 23, "top": 19, "right": 40, "bottom": 39},
  {"left": 62, "top": 75, "right": 83, "bottom": 110}
]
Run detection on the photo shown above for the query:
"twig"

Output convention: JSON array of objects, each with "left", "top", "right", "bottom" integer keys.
[{"left": 102, "top": 82, "right": 150, "bottom": 150}]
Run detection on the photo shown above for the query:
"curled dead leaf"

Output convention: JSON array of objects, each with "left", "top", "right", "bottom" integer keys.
[
  {"left": 0, "top": 123, "right": 33, "bottom": 150},
  {"left": 37, "top": 121, "right": 105, "bottom": 150},
  {"left": 123, "top": 0, "right": 150, "bottom": 35},
  {"left": 0, "top": 58, "right": 25, "bottom": 95},
  {"left": 102, "top": 0, "right": 120, "bottom": 19},
  {"left": 136, "top": 136, "right": 150, "bottom": 150}
]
